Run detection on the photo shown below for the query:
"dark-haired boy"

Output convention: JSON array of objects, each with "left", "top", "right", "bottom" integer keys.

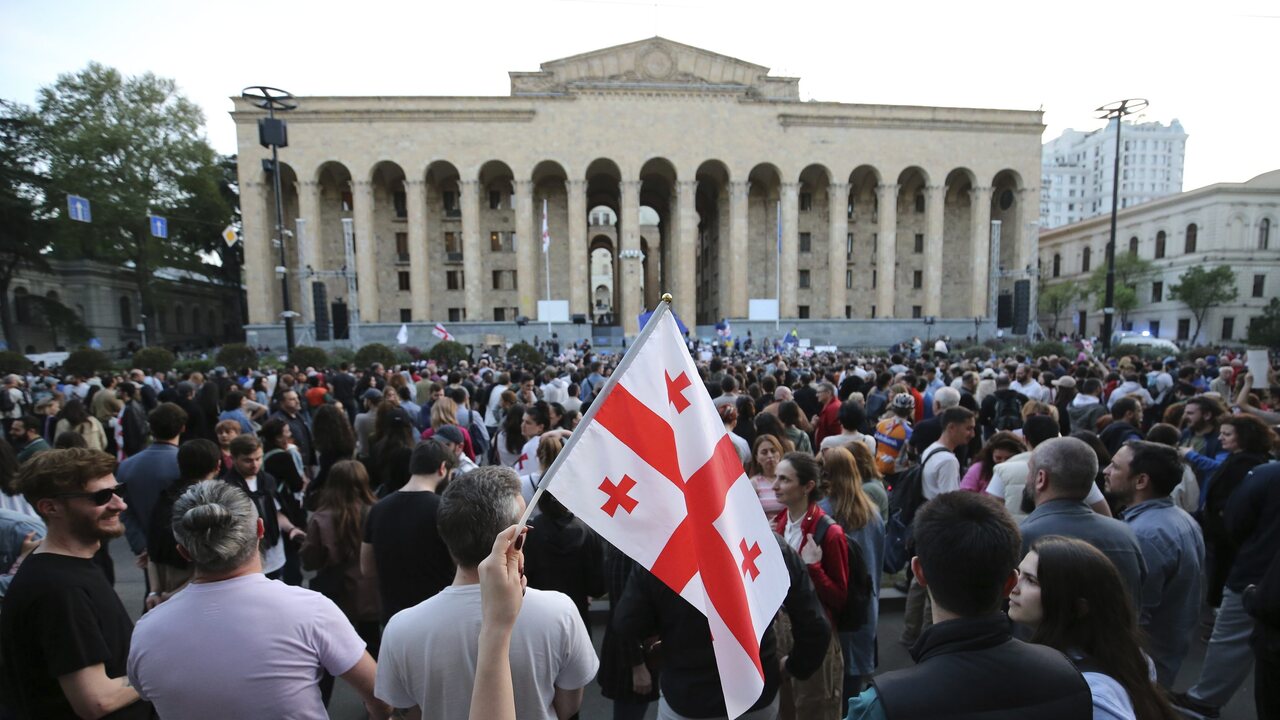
[{"left": 846, "top": 492, "right": 1090, "bottom": 719}]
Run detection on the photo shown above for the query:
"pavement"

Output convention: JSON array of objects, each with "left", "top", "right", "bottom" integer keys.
[{"left": 109, "top": 542, "right": 1257, "bottom": 720}]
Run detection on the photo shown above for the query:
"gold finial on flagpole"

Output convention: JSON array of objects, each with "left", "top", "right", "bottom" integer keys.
[{"left": 661, "top": 293, "right": 673, "bottom": 304}]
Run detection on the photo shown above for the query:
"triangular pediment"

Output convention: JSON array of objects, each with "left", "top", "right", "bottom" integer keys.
[{"left": 510, "top": 37, "right": 799, "bottom": 100}]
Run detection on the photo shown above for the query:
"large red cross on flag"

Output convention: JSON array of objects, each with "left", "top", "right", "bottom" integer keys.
[{"left": 542, "top": 304, "right": 788, "bottom": 719}]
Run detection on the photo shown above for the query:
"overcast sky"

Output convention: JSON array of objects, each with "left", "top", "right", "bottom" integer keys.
[{"left": 3, "top": 0, "right": 1275, "bottom": 191}]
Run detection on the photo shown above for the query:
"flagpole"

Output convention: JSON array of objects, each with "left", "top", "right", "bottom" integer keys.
[
  {"left": 775, "top": 199, "right": 781, "bottom": 333},
  {"left": 517, "top": 293, "right": 676, "bottom": 528},
  {"left": 543, "top": 198, "right": 552, "bottom": 335}
]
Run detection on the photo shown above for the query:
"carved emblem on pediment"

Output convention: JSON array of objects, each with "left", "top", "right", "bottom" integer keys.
[{"left": 640, "top": 48, "right": 675, "bottom": 80}]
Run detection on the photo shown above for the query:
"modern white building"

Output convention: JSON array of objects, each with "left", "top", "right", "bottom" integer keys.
[
  {"left": 1041, "top": 119, "right": 1187, "bottom": 229},
  {"left": 1038, "top": 170, "right": 1279, "bottom": 346}
]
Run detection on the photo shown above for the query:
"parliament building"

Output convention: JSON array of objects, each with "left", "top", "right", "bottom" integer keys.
[{"left": 233, "top": 38, "right": 1044, "bottom": 342}]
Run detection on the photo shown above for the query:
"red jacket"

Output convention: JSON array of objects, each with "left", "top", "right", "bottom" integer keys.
[
  {"left": 772, "top": 503, "right": 848, "bottom": 618},
  {"left": 814, "top": 397, "right": 842, "bottom": 448}
]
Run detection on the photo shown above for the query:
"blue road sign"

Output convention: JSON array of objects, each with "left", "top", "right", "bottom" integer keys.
[
  {"left": 67, "top": 195, "right": 91, "bottom": 223},
  {"left": 88, "top": 338, "right": 102, "bottom": 349},
  {"left": 149, "top": 215, "right": 168, "bottom": 238}
]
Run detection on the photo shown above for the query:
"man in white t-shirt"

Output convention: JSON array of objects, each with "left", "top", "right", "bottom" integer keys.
[
  {"left": 129, "top": 480, "right": 387, "bottom": 720},
  {"left": 920, "top": 406, "right": 975, "bottom": 499},
  {"left": 376, "top": 466, "right": 597, "bottom": 720},
  {"left": 1009, "top": 364, "right": 1048, "bottom": 403}
]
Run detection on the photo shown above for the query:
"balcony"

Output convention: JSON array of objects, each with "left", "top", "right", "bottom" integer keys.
[{"left": 446, "top": 252, "right": 464, "bottom": 264}]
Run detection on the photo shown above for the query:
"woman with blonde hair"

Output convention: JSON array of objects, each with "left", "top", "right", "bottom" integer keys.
[
  {"left": 421, "top": 395, "right": 475, "bottom": 459},
  {"left": 818, "top": 446, "right": 885, "bottom": 700}
]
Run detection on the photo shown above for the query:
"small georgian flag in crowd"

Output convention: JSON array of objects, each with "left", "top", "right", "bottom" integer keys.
[
  {"left": 541, "top": 198, "right": 551, "bottom": 254},
  {"left": 432, "top": 323, "right": 453, "bottom": 341}
]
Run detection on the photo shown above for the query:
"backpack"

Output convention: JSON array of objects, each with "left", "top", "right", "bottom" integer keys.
[
  {"left": 992, "top": 393, "right": 1024, "bottom": 431},
  {"left": 814, "top": 514, "right": 873, "bottom": 632},
  {"left": 0, "top": 389, "right": 14, "bottom": 413},
  {"left": 882, "top": 446, "right": 949, "bottom": 574}
]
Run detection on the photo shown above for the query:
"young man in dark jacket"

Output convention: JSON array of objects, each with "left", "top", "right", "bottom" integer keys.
[{"left": 847, "top": 491, "right": 1091, "bottom": 720}]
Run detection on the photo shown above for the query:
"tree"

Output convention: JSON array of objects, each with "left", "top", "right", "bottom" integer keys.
[
  {"left": 29, "top": 64, "right": 233, "bottom": 343},
  {"left": 1038, "top": 283, "right": 1078, "bottom": 336},
  {"left": 1085, "top": 253, "right": 1154, "bottom": 327},
  {"left": 24, "top": 295, "right": 89, "bottom": 349},
  {"left": 1247, "top": 298, "right": 1280, "bottom": 347},
  {"left": 1169, "top": 265, "right": 1238, "bottom": 345},
  {"left": 0, "top": 100, "right": 53, "bottom": 349}
]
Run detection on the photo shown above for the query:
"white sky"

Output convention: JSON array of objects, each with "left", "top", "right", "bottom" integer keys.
[{"left": 2, "top": 0, "right": 1276, "bottom": 192}]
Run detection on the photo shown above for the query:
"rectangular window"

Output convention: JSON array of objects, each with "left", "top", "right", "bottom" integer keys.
[
  {"left": 493, "top": 307, "right": 506, "bottom": 322},
  {"left": 845, "top": 305, "right": 852, "bottom": 318},
  {"left": 1177, "top": 318, "right": 1191, "bottom": 341},
  {"left": 443, "top": 191, "right": 457, "bottom": 212},
  {"left": 798, "top": 305, "right": 810, "bottom": 319},
  {"left": 798, "top": 270, "right": 810, "bottom": 289},
  {"left": 913, "top": 270, "right": 923, "bottom": 289},
  {"left": 846, "top": 233, "right": 854, "bottom": 260},
  {"left": 914, "top": 233, "right": 924, "bottom": 253},
  {"left": 799, "top": 232, "right": 811, "bottom": 253},
  {"left": 491, "top": 270, "right": 517, "bottom": 291},
  {"left": 489, "top": 190, "right": 502, "bottom": 210},
  {"left": 847, "top": 202, "right": 854, "bottom": 220},
  {"left": 395, "top": 232, "right": 410, "bottom": 263},
  {"left": 341, "top": 191, "right": 353, "bottom": 212},
  {"left": 912, "top": 305, "right": 923, "bottom": 319},
  {"left": 1149, "top": 320, "right": 1160, "bottom": 338},
  {"left": 915, "top": 194, "right": 925, "bottom": 213},
  {"left": 871, "top": 305, "right": 877, "bottom": 319},
  {"left": 845, "top": 270, "right": 853, "bottom": 289},
  {"left": 397, "top": 271, "right": 410, "bottom": 291},
  {"left": 1077, "top": 310, "right": 1087, "bottom": 334},
  {"left": 872, "top": 270, "right": 877, "bottom": 289},
  {"left": 491, "top": 231, "right": 501, "bottom": 251},
  {"left": 1254, "top": 274, "right": 1265, "bottom": 298},
  {"left": 447, "top": 270, "right": 464, "bottom": 291},
  {"left": 399, "top": 308, "right": 412, "bottom": 323},
  {"left": 445, "top": 232, "right": 461, "bottom": 254},
  {"left": 1222, "top": 317, "right": 1235, "bottom": 341},
  {"left": 393, "top": 191, "right": 407, "bottom": 219},
  {"left": 1151, "top": 281, "right": 1163, "bottom": 302},
  {"left": 799, "top": 193, "right": 812, "bottom": 211},
  {"left": 448, "top": 307, "right": 464, "bottom": 322}
]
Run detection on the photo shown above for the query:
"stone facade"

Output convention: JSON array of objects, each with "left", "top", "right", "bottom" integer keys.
[
  {"left": 1038, "top": 170, "right": 1280, "bottom": 344},
  {"left": 233, "top": 37, "right": 1043, "bottom": 340}
]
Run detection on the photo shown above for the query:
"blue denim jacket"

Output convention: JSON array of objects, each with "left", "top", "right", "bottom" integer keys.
[
  {"left": 0, "top": 508, "right": 45, "bottom": 599},
  {"left": 1120, "top": 497, "right": 1205, "bottom": 686}
]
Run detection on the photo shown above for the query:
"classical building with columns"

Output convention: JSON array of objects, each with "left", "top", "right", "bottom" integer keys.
[{"left": 233, "top": 37, "right": 1043, "bottom": 343}]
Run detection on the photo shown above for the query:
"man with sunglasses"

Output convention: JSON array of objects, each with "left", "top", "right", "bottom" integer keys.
[{"left": 0, "top": 448, "right": 150, "bottom": 719}]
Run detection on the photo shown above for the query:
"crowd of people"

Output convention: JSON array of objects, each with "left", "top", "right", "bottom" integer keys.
[{"left": 0, "top": 337, "right": 1276, "bottom": 719}]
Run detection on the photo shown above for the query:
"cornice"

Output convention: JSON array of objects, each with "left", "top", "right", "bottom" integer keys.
[
  {"left": 778, "top": 113, "right": 1043, "bottom": 135},
  {"left": 233, "top": 109, "right": 538, "bottom": 125}
]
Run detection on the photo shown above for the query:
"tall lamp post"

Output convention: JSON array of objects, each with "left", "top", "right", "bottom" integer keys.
[
  {"left": 242, "top": 86, "right": 298, "bottom": 353},
  {"left": 1095, "top": 98, "right": 1147, "bottom": 355}
]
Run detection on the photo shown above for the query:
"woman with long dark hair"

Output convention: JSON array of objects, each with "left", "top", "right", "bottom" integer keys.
[
  {"left": 368, "top": 405, "right": 417, "bottom": 496},
  {"left": 959, "top": 431, "right": 1026, "bottom": 494},
  {"left": 734, "top": 395, "right": 758, "bottom": 448},
  {"left": 53, "top": 398, "right": 107, "bottom": 451},
  {"left": 496, "top": 402, "right": 526, "bottom": 468},
  {"left": 307, "top": 403, "right": 357, "bottom": 511},
  {"left": 747, "top": 433, "right": 790, "bottom": 521},
  {"left": 301, "top": 458, "right": 381, "bottom": 705},
  {"left": 1010, "top": 535, "right": 1178, "bottom": 720}
]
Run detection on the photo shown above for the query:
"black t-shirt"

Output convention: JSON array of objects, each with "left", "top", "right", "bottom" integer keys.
[
  {"left": 0, "top": 553, "right": 151, "bottom": 719},
  {"left": 363, "top": 490, "right": 455, "bottom": 624}
]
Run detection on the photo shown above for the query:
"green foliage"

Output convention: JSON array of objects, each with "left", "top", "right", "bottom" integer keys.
[
  {"left": 215, "top": 343, "right": 259, "bottom": 371},
  {"left": 353, "top": 343, "right": 398, "bottom": 369},
  {"left": 1170, "top": 266, "right": 1239, "bottom": 345},
  {"left": 425, "top": 340, "right": 470, "bottom": 366},
  {"left": 1028, "top": 340, "right": 1070, "bottom": 359},
  {"left": 960, "top": 345, "right": 990, "bottom": 360},
  {"left": 1084, "top": 253, "right": 1154, "bottom": 324},
  {"left": 328, "top": 347, "right": 355, "bottom": 367},
  {"left": 505, "top": 342, "right": 542, "bottom": 367},
  {"left": 0, "top": 350, "right": 32, "bottom": 375},
  {"left": 1247, "top": 298, "right": 1280, "bottom": 348},
  {"left": 1039, "top": 283, "right": 1079, "bottom": 334},
  {"left": 174, "top": 358, "right": 213, "bottom": 376},
  {"left": 0, "top": 99, "right": 54, "bottom": 347},
  {"left": 62, "top": 347, "right": 112, "bottom": 377},
  {"left": 288, "top": 345, "right": 329, "bottom": 370},
  {"left": 131, "top": 346, "right": 175, "bottom": 372}
]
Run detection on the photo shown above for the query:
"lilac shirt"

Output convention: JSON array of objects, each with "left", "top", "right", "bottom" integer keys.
[{"left": 128, "top": 573, "right": 366, "bottom": 719}]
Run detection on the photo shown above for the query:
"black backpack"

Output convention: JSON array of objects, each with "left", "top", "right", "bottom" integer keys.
[
  {"left": 0, "top": 389, "right": 13, "bottom": 413},
  {"left": 813, "top": 514, "right": 872, "bottom": 632},
  {"left": 882, "top": 446, "right": 949, "bottom": 573},
  {"left": 993, "top": 393, "right": 1024, "bottom": 431}
]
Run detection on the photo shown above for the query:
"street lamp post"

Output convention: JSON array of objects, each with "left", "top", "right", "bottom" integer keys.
[
  {"left": 242, "top": 86, "right": 299, "bottom": 353},
  {"left": 1095, "top": 98, "right": 1148, "bottom": 355}
]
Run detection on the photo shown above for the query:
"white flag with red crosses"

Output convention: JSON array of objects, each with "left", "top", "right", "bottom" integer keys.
[{"left": 544, "top": 307, "right": 788, "bottom": 719}]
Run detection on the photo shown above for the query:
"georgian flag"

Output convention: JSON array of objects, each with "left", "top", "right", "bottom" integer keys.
[
  {"left": 432, "top": 323, "right": 453, "bottom": 341},
  {"left": 543, "top": 306, "right": 788, "bottom": 719},
  {"left": 541, "top": 198, "right": 551, "bottom": 254}
]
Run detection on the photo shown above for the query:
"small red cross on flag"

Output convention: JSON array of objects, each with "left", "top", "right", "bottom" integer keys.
[{"left": 541, "top": 303, "right": 788, "bottom": 719}]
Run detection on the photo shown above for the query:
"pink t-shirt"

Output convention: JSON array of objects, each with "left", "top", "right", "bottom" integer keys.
[
  {"left": 128, "top": 573, "right": 366, "bottom": 720},
  {"left": 753, "top": 474, "right": 785, "bottom": 522}
]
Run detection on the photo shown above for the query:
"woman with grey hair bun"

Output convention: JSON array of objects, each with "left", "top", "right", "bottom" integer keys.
[{"left": 128, "top": 479, "right": 389, "bottom": 719}]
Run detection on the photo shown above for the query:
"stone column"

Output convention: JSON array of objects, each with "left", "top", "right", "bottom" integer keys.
[
  {"left": 644, "top": 237, "right": 661, "bottom": 310},
  {"left": 295, "top": 179, "right": 322, "bottom": 325},
  {"left": 620, "top": 180, "right": 642, "bottom": 336},
  {"left": 728, "top": 181, "right": 749, "bottom": 318},
  {"left": 969, "top": 186, "right": 993, "bottom": 317},
  {"left": 460, "top": 179, "right": 482, "bottom": 321},
  {"left": 1016, "top": 187, "right": 1038, "bottom": 272},
  {"left": 780, "top": 182, "right": 799, "bottom": 317},
  {"left": 405, "top": 178, "right": 430, "bottom": 323},
  {"left": 923, "top": 184, "right": 946, "bottom": 317},
  {"left": 514, "top": 179, "right": 535, "bottom": 318},
  {"left": 567, "top": 180, "right": 588, "bottom": 317},
  {"left": 352, "top": 179, "right": 379, "bottom": 323},
  {"left": 240, "top": 179, "right": 274, "bottom": 324},
  {"left": 876, "top": 183, "right": 899, "bottom": 317},
  {"left": 676, "top": 179, "right": 698, "bottom": 325},
  {"left": 827, "top": 182, "right": 850, "bottom": 318}
]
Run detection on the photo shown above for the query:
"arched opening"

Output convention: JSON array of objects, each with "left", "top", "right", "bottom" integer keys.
[
  {"left": 369, "top": 161, "right": 408, "bottom": 323},
  {"left": 991, "top": 170, "right": 1023, "bottom": 275},
  {"left": 695, "top": 160, "right": 730, "bottom": 324},
  {"left": 530, "top": 160, "right": 570, "bottom": 319},
  {"left": 314, "top": 161, "right": 354, "bottom": 335},
  {"left": 1082, "top": 246, "right": 1093, "bottom": 274},
  {"left": 896, "top": 166, "right": 930, "bottom": 316},
  {"left": 942, "top": 167, "right": 977, "bottom": 317},
  {"left": 1184, "top": 223, "right": 1198, "bottom": 253},
  {"left": 846, "top": 165, "right": 882, "bottom": 318},
  {"left": 639, "top": 158, "right": 676, "bottom": 326},
  {"left": 1155, "top": 230, "right": 1167, "bottom": 259},
  {"left": 590, "top": 236, "right": 617, "bottom": 325},
  {"left": 797, "top": 164, "right": 832, "bottom": 320},
  {"left": 478, "top": 160, "right": 517, "bottom": 322},
  {"left": 1260, "top": 218, "right": 1272, "bottom": 250},
  {"left": 1129, "top": 236, "right": 1139, "bottom": 256},
  {"left": 747, "top": 163, "right": 783, "bottom": 304},
  {"left": 585, "top": 159, "right": 623, "bottom": 326},
  {"left": 119, "top": 295, "right": 132, "bottom": 329},
  {"left": 264, "top": 162, "right": 300, "bottom": 321},
  {"left": 425, "top": 160, "right": 463, "bottom": 321},
  {"left": 13, "top": 287, "right": 30, "bottom": 325},
  {"left": 1052, "top": 253, "right": 1061, "bottom": 278}
]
